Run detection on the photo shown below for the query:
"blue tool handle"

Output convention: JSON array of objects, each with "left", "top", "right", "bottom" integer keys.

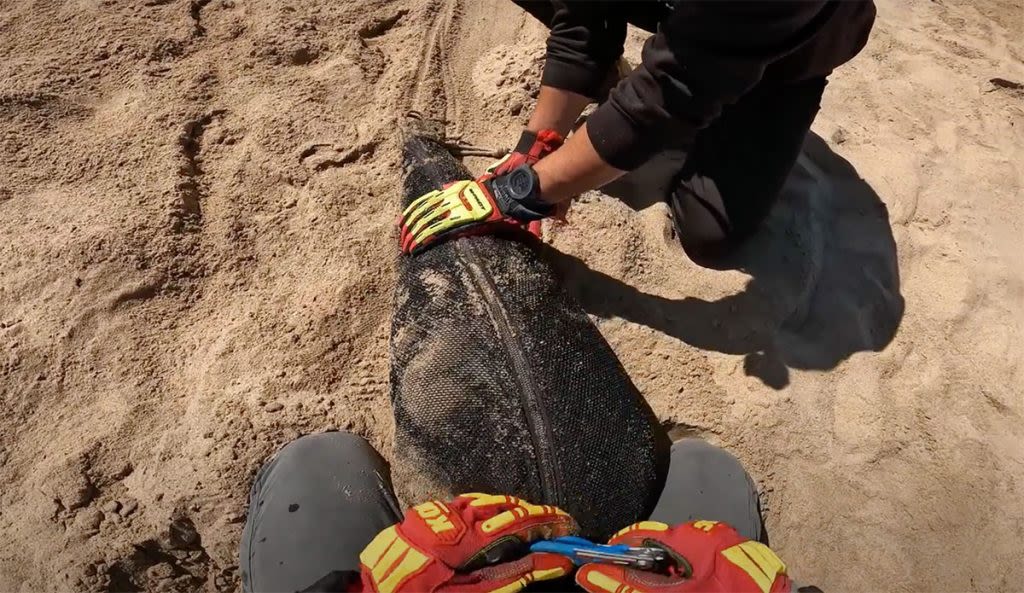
[
  {"left": 529, "top": 540, "right": 581, "bottom": 557},
  {"left": 551, "top": 536, "right": 592, "bottom": 546},
  {"left": 529, "top": 537, "right": 632, "bottom": 565}
]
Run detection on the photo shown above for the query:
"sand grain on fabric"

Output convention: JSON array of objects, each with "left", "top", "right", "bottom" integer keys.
[{"left": 1, "top": 0, "right": 1022, "bottom": 591}]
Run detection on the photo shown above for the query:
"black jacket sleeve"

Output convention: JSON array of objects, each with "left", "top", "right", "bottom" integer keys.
[
  {"left": 541, "top": 1, "right": 875, "bottom": 172},
  {"left": 540, "top": 2, "right": 627, "bottom": 99}
]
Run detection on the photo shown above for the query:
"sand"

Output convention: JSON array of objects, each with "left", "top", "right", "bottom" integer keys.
[{"left": 1, "top": 0, "right": 1022, "bottom": 591}]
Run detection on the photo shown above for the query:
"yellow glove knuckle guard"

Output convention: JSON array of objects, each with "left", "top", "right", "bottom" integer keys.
[
  {"left": 401, "top": 180, "right": 498, "bottom": 249},
  {"left": 581, "top": 569, "right": 632, "bottom": 593},
  {"left": 611, "top": 521, "right": 671, "bottom": 540}
]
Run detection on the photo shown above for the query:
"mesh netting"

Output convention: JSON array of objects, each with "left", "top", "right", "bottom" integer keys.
[{"left": 389, "top": 135, "right": 669, "bottom": 539}]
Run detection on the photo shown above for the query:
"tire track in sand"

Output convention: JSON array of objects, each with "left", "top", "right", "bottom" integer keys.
[{"left": 406, "top": 0, "right": 466, "bottom": 126}]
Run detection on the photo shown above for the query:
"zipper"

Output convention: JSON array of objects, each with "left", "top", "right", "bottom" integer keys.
[{"left": 456, "top": 242, "right": 563, "bottom": 506}]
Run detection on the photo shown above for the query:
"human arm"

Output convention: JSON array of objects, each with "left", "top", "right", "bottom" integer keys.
[
  {"left": 521, "top": 2, "right": 843, "bottom": 202},
  {"left": 587, "top": 1, "right": 845, "bottom": 171},
  {"left": 489, "top": 1, "right": 626, "bottom": 179},
  {"left": 524, "top": 85, "right": 591, "bottom": 138},
  {"left": 532, "top": 123, "right": 623, "bottom": 204}
]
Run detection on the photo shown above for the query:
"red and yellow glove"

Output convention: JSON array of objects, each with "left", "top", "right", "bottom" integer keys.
[
  {"left": 359, "top": 493, "right": 577, "bottom": 593},
  {"left": 484, "top": 129, "right": 566, "bottom": 237},
  {"left": 485, "top": 129, "right": 563, "bottom": 178},
  {"left": 398, "top": 168, "right": 552, "bottom": 255},
  {"left": 487, "top": 129, "right": 567, "bottom": 234},
  {"left": 576, "top": 521, "right": 792, "bottom": 593}
]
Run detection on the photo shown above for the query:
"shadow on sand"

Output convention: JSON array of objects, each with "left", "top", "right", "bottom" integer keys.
[{"left": 546, "top": 132, "right": 905, "bottom": 389}]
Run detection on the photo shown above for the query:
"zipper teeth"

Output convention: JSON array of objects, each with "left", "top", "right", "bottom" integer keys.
[{"left": 457, "top": 243, "right": 563, "bottom": 506}]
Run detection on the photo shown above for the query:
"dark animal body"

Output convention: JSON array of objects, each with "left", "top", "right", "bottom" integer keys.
[{"left": 389, "top": 134, "right": 669, "bottom": 539}]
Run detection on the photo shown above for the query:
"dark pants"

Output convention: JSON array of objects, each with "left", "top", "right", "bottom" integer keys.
[
  {"left": 512, "top": 0, "right": 827, "bottom": 255},
  {"left": 240, "top": 432, "right": 762, "bottom": 593}
]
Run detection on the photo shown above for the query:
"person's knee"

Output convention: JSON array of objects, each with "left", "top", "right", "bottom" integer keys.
[
  {"left": 669, "top": 438, "right": 759, "bottom": 503},
  {"left": 670, "top": 177, "right": 739, "bottom": 262},
  {"left": 652, "top": 438, "right": 763, "bottom": 541},
  {"left": 671, "top": 177, "right": 729, "bottom": 243},
  {"left": 670, "top": 179, "right": 777, "bottom": 264},
  {"left": 671, "top": 438, "right": 743, "bottom": 467},
  {"left": 274, "top": 431, "right": 377, "bottom": 466}
]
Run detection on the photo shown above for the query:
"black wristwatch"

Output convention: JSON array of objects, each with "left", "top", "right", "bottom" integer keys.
[{"left": 489, "top": 164, "right": 553, "bottom": 221}]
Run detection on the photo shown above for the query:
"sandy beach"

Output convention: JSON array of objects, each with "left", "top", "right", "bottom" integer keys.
[{"left": 1, "top": 0, "right": 1022, "bottom": 590}]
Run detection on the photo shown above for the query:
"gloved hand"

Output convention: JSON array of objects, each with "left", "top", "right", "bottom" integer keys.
[
  {"left": 487, "top": 130, "right": 568, "bottom": 233},
  {"left": 399, "top": 166, "right": 552, "bottom": 255},
  {"left": 485, "top": 129, "right": 563, "bottom": 177},
  {"left": 575, "top": 520, "right": 793, "bottom": 593},
  {"left": 359, "top": 493, "right": 577, "bottom": 593}
]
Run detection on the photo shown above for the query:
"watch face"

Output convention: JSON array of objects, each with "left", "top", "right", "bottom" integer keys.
[{"left": 506, "top": 166, "right": 537, "bottom": 200}]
